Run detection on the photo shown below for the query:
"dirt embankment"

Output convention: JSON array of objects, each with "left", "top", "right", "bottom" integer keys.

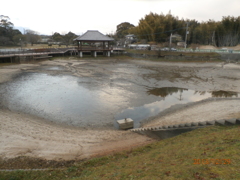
[
  {"left": 199, "top": 44, "right": 240, "bottom": 50},
  {"left": 0, "top": 109, "right": 154, "bottom": 161},
  {"left": 143, "top": 98, "right": 240, "bottom": 127}
]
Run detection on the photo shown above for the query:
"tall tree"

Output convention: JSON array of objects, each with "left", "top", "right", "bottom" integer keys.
[
  {"left": 63, "top": 31, "right": 78, "bottom": 46},
  {"left": 0, "top": 15, "right": 16, "bottom": 45},
  {"left": 52, "top": 32, "right": 63, "bottom": 42},
  {"left": 116, "top": 22, "right": 135, "bottom": 38},
  {"left": 131, "top": 12, "right": 187, "bottom": 43},
  {"left": 0, "top": 15, "right": 13, "bottom": 30},
  {"left": 215, "top": 16, "right": 240, "bottom": 46}
]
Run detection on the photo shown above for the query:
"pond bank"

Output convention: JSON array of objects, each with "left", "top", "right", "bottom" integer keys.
[{"left": 1, "top": 58, "right": 240, "bottom": 161}]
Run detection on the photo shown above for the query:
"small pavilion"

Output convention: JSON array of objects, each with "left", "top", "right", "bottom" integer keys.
[{"left": 74, "top": 30, "right": 114, "bottom": 57}]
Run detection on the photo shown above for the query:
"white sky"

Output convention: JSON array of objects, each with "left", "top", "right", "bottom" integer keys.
[{"left": 1, "top": 0, "right": 239, "bottom": 35}]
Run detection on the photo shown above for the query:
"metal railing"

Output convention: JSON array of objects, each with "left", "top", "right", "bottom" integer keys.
[
  {"left": 172, "top": 49, "right": 240, "bottom": 54},
  {"left": 76, "top": 46, "right": 113, "bottom": 51}
]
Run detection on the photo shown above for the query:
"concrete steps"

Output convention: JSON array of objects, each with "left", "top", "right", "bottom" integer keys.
[{"left": 130, "top": 118, "right": 240, "bottom": 132}]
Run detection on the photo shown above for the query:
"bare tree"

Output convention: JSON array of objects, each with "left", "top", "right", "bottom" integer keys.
[{"left": 25, "top": 29, "right": 40, "bottom": 46}]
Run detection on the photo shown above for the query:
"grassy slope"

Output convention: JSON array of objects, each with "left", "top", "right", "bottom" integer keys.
[{"left": 1, "top": 125, "right": 240, "bottom": 180}]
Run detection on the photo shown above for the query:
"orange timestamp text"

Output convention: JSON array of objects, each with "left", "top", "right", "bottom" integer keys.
[{"left": 193, "top": 159, "right": 231, "bottom": 165}]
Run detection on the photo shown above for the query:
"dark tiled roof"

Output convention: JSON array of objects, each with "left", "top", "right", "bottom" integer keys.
[{"left": 74, "top": 30, "right": 114, "bottom": 41}]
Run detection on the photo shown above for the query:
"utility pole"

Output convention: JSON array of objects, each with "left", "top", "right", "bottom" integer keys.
[
  {"left": 20, "top": 38, "right": 22, "bottom": 50},
  {"left": 169, "top": 33, "right": 172, "bottom": 51},
  {"left": 184, "top": 22, "right": 189, "bottom": 49},
  {"left": 212, "top": 31, "right": 216, "bottom": 46}
]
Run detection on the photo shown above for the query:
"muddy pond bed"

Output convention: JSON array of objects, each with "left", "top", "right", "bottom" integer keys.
[{"left": 0, "top": 60, "right": 239, "bottom": 129}]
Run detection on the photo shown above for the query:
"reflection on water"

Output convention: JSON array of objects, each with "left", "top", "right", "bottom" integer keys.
[
  {"left": 147, "top": 87, "right": 188, "bottom": 98},
  {"left": 38, "top": 66, "right": 65, "bottom": 71},
  {"left": 115, "top": 87, "right": 239, "bottom": 128},
  {"left": 147, "top": 87, "right": 238, "bottom": 98},
  {"left": 211, "top": 90, "right": 238, "bottom": 98},
  {"left": 1, "top": 73, "right": 128, "bottom": 128},
  {"left": 45, "top": 66, "right": 64, "bottom": 71}
]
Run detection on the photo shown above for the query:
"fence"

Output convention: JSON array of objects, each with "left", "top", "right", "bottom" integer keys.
[{"left": 167, "top": 48, "right": 240, "bottom": 54}]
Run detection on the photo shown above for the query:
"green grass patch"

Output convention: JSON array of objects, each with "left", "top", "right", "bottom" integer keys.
[{"left": 1, "top": 125, "right": 240, "bottom": 179}]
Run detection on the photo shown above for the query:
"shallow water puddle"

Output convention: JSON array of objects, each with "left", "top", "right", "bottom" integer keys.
[
  {"left": 0, "top": 73, "right": 129, "bottom": 127},
  {"left": 115, "top": 87, "right": 239, "bottom": 128},
  {"left": 0, "top": 72, "right": 239, "bottom": 129}
]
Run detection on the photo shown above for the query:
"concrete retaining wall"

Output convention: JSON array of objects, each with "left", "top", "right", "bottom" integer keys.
[
  {"left": 126, "top": 52, "right": 220, "bottom": 61},
  {"left": 127, "top": 52, "right": 240, "bottom": 62},
  {"left": 220, "top": 53, "right": 240, "bottom": 62}
]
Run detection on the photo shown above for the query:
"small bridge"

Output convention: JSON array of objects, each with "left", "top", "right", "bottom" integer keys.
[
  {"left": 130, "top": 118, "right": 240, "bottom": 139},
  {"left": 0, "top": 47, "right": 77, "bottom": 58},
  {"left": 0, "top": 47, "right": 78, "bottom": 63}
]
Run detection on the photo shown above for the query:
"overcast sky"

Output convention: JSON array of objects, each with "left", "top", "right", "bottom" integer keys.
[{"left": 1, "top": 0, "right": 239, "bottom": 35}]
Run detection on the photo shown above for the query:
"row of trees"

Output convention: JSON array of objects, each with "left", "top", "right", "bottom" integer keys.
[
  {"left": 115, "top": 12, "right": 240, "bottom": 47},
  {"left": 0, "top": 15, "right": 45, "bottom": 46},
  {"left": 0, "top": 15, "right": 78, "bottom": 47},
  {"left": 2, "top": 13, "right": 240, "bottom": 47},
  {"left": 50, "top": 32, "right": 78, "bottom": 46}
]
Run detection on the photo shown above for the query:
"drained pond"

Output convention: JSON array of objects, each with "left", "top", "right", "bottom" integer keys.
[{"left": 0, "top": 60, "right": 239, "bottom": 129}]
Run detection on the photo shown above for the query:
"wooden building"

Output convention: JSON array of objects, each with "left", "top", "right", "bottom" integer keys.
[{"left": 74, "top": 30, "right": 114, "bottom": 57}]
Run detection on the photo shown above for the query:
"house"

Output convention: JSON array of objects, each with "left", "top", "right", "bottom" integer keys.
[
  {"left": 128, "top": 44, "right": 150, "bottom": 50},
  {"left": 171, "top": 33, "right": 183, "bottom": 43},
  {"left": 125, "top": 34, "right": 137, "bottom": 44},
  {"left": 37, "top": 36, "right": 51, "bottom": 44},
  {"left": 177, "top": 41, "right": 186, "bottom": 47}
]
